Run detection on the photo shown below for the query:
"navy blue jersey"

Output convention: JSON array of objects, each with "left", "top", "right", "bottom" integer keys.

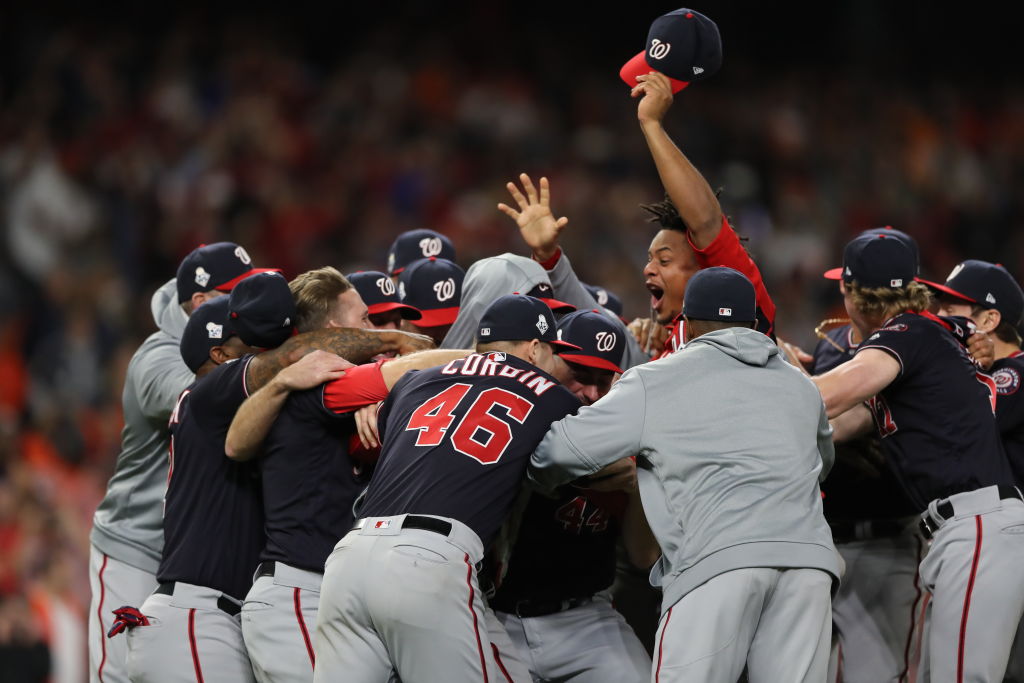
[
  {"left": 159, "top": 356, "right": 263, "bottom": 600},
  {"left": 992, "top": 352, "right": 1024, "bottom": 486},
  {"left": 493, "top": 487, "right": 624, "bottom": 605},
  {"left": 811, "top": 326, "right": 916, "bottom": 520},
  {"left": 360, "top": 352, "right": 581, "bottom": 548},
  {"left": 259, "top": 362, "right": 389, "bottom": 573},
  {"left": 857, "top": 311, "right": 1012, "bottom": 510}
]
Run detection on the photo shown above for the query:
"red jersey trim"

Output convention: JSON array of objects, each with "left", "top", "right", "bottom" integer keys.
[
  {"left": 321, "top": 361, "right": 389, "bottom": 414},
  {"left": 534, "top": 248, "right": 563, "bottom": 271}
]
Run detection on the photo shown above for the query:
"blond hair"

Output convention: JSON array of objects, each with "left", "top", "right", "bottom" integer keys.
[
  {"left": 846, "top": 280, "right": 932, "bottom": 320},
  {"left": 289, "top": 267, "right": 352, "bottom": 332}
]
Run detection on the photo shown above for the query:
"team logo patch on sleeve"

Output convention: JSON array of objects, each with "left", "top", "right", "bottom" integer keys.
[{"left": 994, "top": 367, "right": 1021, "bottom": 396}]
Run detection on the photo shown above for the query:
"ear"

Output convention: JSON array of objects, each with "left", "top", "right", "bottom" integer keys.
[
  {"left": 980, "top": 308, "right": 1002, "bottom": 333},
  {"left": 191, "top": 290, "right": 223, "bottom": 311},
  {"left": 209, "top": 345, "right": 231, "bottom": 365},
  {"left": 524, "top": 339, "right": 542, "bottom": 365}
]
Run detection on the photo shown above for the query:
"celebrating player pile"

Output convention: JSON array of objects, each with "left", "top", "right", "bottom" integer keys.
[{"left": 86, "top": 7, "right": 1024, "bottom": 683}]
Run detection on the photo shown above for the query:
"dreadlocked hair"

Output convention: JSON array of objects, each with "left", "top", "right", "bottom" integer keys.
[
  {"left": 639, "top": 190, "right": 747, "bottom": 243},
  {"left": 846, "top": 280, "right": 933, "bottom": 320}
]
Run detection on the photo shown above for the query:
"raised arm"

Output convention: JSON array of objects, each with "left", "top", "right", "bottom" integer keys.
[{"left": 633, "top": 72, "right": 721, "bottom": 249}]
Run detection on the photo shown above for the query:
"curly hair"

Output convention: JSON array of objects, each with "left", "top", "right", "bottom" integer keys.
[
  {"left": 639, "top": 195, "right": 689, "bottom": 233},
  {"left": 846, "top": 280, "right": 932, "bottom": 319}
]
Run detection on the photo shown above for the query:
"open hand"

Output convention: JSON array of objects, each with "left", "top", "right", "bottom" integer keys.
[{"left": 497, "top": 173, "right": 568, "bottom": 262}]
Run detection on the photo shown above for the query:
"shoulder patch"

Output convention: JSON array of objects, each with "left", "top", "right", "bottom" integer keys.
[{"left": 994, "top": 367, "right": 1021, "bottom": 396}]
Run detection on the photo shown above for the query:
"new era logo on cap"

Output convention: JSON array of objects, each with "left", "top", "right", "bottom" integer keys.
[{"left": 987, "top": 293, "right": 997, "bottom": 304}]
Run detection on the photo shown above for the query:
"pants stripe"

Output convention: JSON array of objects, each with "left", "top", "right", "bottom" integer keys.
[
  {"left": 293, "top": 588, "right": 316, "bottom": 668},
  {"left": 899, "top": 535, "right": 925, "bottom": 682},
  {"left": 836, "top": 640, "right": 843, "bottom": 682},
  {"left": 464, "top": 553, "right": 488, "bottom": 683},
  {"left": 490, "top": 643, "right": 513, "bottom": 683},
  {"left": 188, "top": 609, "right": 204, "bottom": 683},
  {"left": 656, "top": 606, "right": 673, "bottom": 682},
  {"left": 97, "top": 553, "right": 108, "bottom": 683},
  {"left": 957, "top": 515, "right": 984, "bottom": 683}
]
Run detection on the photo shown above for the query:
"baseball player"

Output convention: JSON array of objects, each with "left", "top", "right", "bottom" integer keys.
[
  {"left": 813, "top": 234, "right": 1024, "bottom": 682},
  {"left": 347, "top": 270, "right": 422, "bottom": 331},
  {"left": 490, "top": 310, "right": 652, "bottom": 683},
  {"left": 397, "top": 256, "right": 465, "bottom": 345},
  {"left": 313, "top": 294, "right": 586, "bottom": 682},
  {"left": 89, "top": 241, "right": 273, "bottom": 683},
  {"left": 530, "top": 267, "right": 839, "bottom": 683},
  {"left": 386, "top": 228, "right": 457, "bottom": 282}
]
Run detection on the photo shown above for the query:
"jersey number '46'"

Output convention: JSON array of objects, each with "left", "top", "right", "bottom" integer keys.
[{"left": 405, "top": 383, "right": 534, "bottom": 465}]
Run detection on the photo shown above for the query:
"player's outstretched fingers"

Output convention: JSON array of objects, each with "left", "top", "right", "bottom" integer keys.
[
  {"left": 519, "top": 172, "right": 539, "bottom": 204},
  {"left": 505, "top": 180, "right": 529, "bottom": 212},
  {"left": 497, "top": 202, "right": 520, "bottom": 220}
]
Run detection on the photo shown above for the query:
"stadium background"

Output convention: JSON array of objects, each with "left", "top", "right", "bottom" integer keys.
[{"left": 1, "top": 1, "right": 1022, "bottom": 678}]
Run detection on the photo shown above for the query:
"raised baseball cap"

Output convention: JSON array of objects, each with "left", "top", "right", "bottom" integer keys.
[
  {"left": 824, "top": 226, "right": 919, "bottom": 281},
  {"left": 347, "top": 271, "right": 422, "bottom": 321},
  {"left": 555, "top": 310, "right": 625, "bottom": 373},
  {"left": 387, "top": 229, "right": 456, "bottom": 277},
  {"left": 683, "top": 266, "right": 756, "bottom": 322},
  {"left": 525, "top": 282, "right": 575, "bottom": 313},
  {"left": 398, "top": 257, "right": 465, "bottom": 327},
  {"left": 180, "top": 297, "right": 236, "bottom": 372},
  {"left": 175, "top": 242, "right": 279, "bottom": 304},
  {"left": 838, "top": 233, "right": 916, "bottom": 290},
  {"left": 920, "top": 260, "right": 1024, "bottom": 327},
  {"left": 620, "top": 8, "right": 723, "bottom": 94},
  {"left": 228, "top": 272, "right": 297, "bottom": 349},
  {"left": 477, "top": 294, "right": 582, "bottom": 351},
  {"left": 583, "top": 283, "right": 624, "bottom": 318}
]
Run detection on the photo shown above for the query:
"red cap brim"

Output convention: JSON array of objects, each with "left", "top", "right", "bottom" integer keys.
[
  {"left": 415, "top": 306, "right": 460, "bottom": 327},
  {"left": 215, "top": 268, "right": 283, "bottom": 292},
  {"left": 538, "top": 297, "right": 576, "bottom": 313},
  {"left": 367, "top": 301, "right": 423, "bottom": 321},
  {"left": 558, "top": 353, "right": 624, "bottom": 374},
  {"left": 822, "top": 267, "right": 843, "bottom": 281},
  {"left": 918, "top": 278, "right": 977, "bottom": 303},
  {"left": 549, "top": 339, "right": 584, "bottom": 352},
  {"left": 620, "top": 52, "right": 690, "bottom": 94}
]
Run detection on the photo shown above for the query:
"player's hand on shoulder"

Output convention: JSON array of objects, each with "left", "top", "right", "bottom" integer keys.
[
  {"left": 497, "top": 173, "right": 568, "bottom": 262},
  {"left": 632, "top": 72, "right": 673, "bottom": 125},
  {"left": 628, "top": 317, "right": 669, "bottom": 357},
  {"left": 277, "top": 350, "right": 352, "bottom": 391},
  {"left": 574, "top": 457, "right": 637, "bottom": 493},
  {"left": 967, "top": 330, "right": 995, "bottom": 370}
]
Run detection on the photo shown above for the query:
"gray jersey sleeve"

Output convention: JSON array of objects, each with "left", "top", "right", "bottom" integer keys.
[
  {"left": 546, "top": 252, "right": 647, "bottom": 370},
  {"left": 529, "top": 368, "right": 647, "bottom": 491},
  {"left": 816, "top": 400, "right": 835, "bottom": 482},
  {"left": 133, "top": 339, "right": 195, "bottom": 422}
]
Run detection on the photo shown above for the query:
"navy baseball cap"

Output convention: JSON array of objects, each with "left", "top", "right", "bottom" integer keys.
[
  {"left": 583, "top": 283, "right": 624, "bottom": 318},
  {"left": 620, "top": 8, "right": 723, "bottom": 94},
  {"left": 477, "top": 294, "right": 582, "bottom": 351},
  {"left": 555, "top": 310, "right": 625, "bottom": 373},
  {"left": 920, "top": 260, "right": 1024, "bottom": 327},
  {"left": 180, "top": 297, "right": 236, "bottom": 372},
  {"left": 837, "top": 234, "right": 916, "bottom": 290},
  {"left": 176, "top": 242, "right": 279, "bottom": 303},
  {"left": 228, "top": 272, "right": 297, "bottom": 349},
  {"left": 683, "top": 267, "right": 756, "bottom": 322},
  {"left": 387, "top": 229, "right": 456, "bottom": 277},
  {"left": 347, "top": 271, "right": 422, "bottom": 321},
  {"left": 824, "top": 226, "right": 919, "bottom": 280},
  {"left": 398, "top": 257, "right": 464, "bottom": 327},
  {"left": 525, "top": 281, "right": 575, "bottom": 313}
]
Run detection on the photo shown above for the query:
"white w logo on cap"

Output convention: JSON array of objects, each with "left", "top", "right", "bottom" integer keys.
[{"left": 649, "top": 39, "right": 671, "bottom": 60}]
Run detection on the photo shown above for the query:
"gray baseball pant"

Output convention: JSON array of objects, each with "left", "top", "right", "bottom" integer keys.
[{"left": 89, "top": 545, "right": 159, "bottom": 683}]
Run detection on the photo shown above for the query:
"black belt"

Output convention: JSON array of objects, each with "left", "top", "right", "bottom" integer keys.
[
  {"left": 491, "top": 595, "right": 594, "bottom": 619},
  {"left": 254, "top": 561, "right": 323, "bottom": 579},
  {"left": 353, "top": 515, "right": 454, "bottom": 536},
  {"left": 829, "top": 518, "right": 907, "bottom": 542},
  {"left": 919, "top": 485, "right": 1024, "bottom": 540},
  {"left": 155, "top": 581, "right": 242, "bottom": 617}
]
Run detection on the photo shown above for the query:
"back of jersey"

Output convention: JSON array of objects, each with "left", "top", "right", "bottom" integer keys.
[{"left": 359, "top": 351, "right": 580, "bottom": 547}]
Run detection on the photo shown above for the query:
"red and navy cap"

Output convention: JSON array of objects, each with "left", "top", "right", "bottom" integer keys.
[
  {"left": 920, "top": 260, "right": 1024, "bottom": 327},
  {"left": 620, "top": 8, "right": 722, "bottom": 94},
  {"left": 824, "top": 226, "right": 919, "bottom": 281},
  {"left": 525, "top": 282, "right": 575, "bottom": 313},
  {"left": 836, "top": 234, "right": 916, "bottom": 290},
  {"left": 555, "top": 310, "right": 625, "bottom": 373},
  {"left": 228, "top": 272, "right": 297, "bottom": 349},
  {"left": 398, "top": 257, "right": 464, "bottom": 327},
  {"left": 175, "top": 242, "right": 279, "bottom": 303},
  {"left": 347, "top": 271, "right": 422, "bottom": 321},
  {"left": 386, "top": 229, "right": 457, "bottom": 277},
  {"left": 583, "top": 283, "right": 624, "bottom": 318},
  {"left": 180, "top": 297, "right": 236, "bottom": 372},
  {"left": 683, "top": 266, "right": 756, "bottom": 322},
  {"left": 477, "top": 294, "right": 582, "bottom": 352}
]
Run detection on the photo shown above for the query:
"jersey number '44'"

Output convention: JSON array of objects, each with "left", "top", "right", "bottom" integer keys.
[{"left": 405, "top": 383, "right": 535, "bottom": 465}]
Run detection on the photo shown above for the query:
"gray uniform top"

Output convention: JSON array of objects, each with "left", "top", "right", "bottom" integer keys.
[
  {"left": 91, "top": 278, "right": 194, "bottom": 572},
  {"left": 530, "top": 327, "right": 841, "bottom": 616},
  {"left": 441, "top": 251, "right": 646, "bottom": 370}
]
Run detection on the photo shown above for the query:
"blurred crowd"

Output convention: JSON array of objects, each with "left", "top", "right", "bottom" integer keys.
[{"left": 1, "top": 15, "right": 1023, "bottom": 681}]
